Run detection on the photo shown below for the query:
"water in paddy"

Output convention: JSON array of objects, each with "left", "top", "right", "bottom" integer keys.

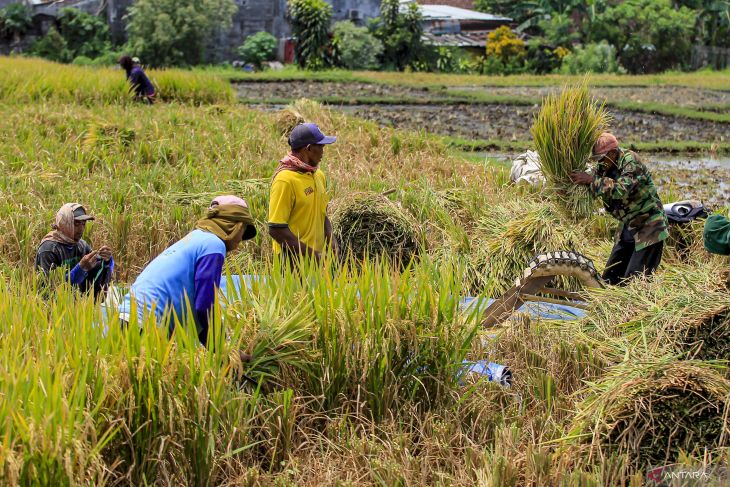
[{"left": 480, "top": 152, "right": 730, "bottom": 208}]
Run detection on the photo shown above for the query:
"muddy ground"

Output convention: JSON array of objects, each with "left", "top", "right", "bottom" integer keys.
[
  {"left": 648, "top": 158, "right": 730, "bottom": 208},
  {"left": 487, "top": 152, "right": 730, "bottom": 207},
  {"left": 452, "top": 86, "right": 730, "bottom": 111},
  {"left": 236, "top": 81, "right": 434, "bottom": 101},
  {"left": 235, "top": 81, "right": 730, "bottom": 111},
  {"left": 341, "top": 104, "right": 729, "bottom": 144}
]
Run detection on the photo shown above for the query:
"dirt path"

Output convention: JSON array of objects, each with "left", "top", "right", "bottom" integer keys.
[{"left": 341, "top": 104, "right": 729, "bottom": 144}]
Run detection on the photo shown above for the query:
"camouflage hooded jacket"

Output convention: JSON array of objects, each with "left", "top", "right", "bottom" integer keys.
[{"left": 589, "top": 149, "right": 669, "bottom": 251}]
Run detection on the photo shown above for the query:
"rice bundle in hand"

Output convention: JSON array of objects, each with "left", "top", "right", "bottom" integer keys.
[
  {"left": 531, "top": 82, "right": 610, "bottom": 217},
  {"left": 330, "top": 192, "right": 421, "bottom": 267},
  {"left": 570, "top": 361, "right": 730, "bottom": 469}
]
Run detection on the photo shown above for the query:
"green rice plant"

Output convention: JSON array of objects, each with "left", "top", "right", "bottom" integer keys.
[
  {"left": 0, "top": 57, "right": 234, "bottom": 105},
  {"left": 531, "top": 81, "right": 610, "bottom": 217}
]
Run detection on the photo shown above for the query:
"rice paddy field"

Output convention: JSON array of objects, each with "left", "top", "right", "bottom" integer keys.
[{"left": 1, "top": 57, "right": 730, "bottom": 486}]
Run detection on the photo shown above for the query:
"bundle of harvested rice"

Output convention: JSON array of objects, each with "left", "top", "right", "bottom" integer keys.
[
  {"left": 674, "top": 307, "right": 730, "bottom": 361},
  {"left": 569, "top": 360, "right": 730, "bottom": 469},
  {"left": 83, "top": 122, "right": 136, "bottom": 150},
  {"left": 330, "top": 192, "right": 421, "bottom": 266},
  {"left": 531, "top": 81, "right": 610, "bottom": 217},
  {"left": 467, "top": 197, "right": 611, "bottom": 294},
  {"left": 578, "top": 264, "right": 730, "bottom": 364},
  {"left": 275, "top": 106, "right": 305, "bottom": 137}
]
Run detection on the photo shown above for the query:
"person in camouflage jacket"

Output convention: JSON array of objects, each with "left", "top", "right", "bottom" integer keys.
[{"left": 570, "top": 132, "right": 668, "bottom": 285}]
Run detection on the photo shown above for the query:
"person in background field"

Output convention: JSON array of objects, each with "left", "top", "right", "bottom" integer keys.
[
  {"left": 118, "top": 55, "right": 156, "bottom": 104},
  {"left": 35, "top": 203, "right": 114, "bottom": 300},
  {"left": 118, "top": 196, "right": 256, "bottom": 349},
  {"left": 570, "top": 132, "right": 669, "bottom": 285},
  {"left": 268, "top": 123, "right": 337, "bottom": 263}
]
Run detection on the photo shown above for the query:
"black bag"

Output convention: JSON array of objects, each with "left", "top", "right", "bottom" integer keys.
[{"left": 663, "top": 200, "right": 709, "bottom": 225}]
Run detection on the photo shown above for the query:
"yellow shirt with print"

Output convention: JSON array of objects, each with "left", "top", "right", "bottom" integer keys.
[{"left": 268, "top": 169, "right": 328, "bottom": 254}]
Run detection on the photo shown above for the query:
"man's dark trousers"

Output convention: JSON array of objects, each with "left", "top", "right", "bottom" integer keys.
[{"left": 602, "top": 228, "right": 664, "bottom": 286}]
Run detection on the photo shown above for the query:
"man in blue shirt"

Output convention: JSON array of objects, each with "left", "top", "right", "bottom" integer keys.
[{"left": 119, "top": 196, "right": 257, "bottom": 347}]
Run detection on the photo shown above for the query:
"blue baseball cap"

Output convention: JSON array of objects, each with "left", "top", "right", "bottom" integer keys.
[{"left": 288, "top": 123, "right": 337, "bottom": 150}]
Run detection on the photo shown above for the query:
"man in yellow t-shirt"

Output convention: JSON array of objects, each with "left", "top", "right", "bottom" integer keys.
[{"left": 268, "top": 123, "right": 336, "bottom": 260}]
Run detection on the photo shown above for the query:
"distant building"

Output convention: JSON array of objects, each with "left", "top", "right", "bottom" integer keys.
[
  {"left": 413, "top": 4, "right": 512, "bottom": 51},
  {"left": 416, "top": 0, "right": 475, "bottom": 8},
  {"left": 1, "top": 0, "right": 383, "bottom": 62},
  {"left": 216, "top": 0, "right": 381, "bottom": 62}
]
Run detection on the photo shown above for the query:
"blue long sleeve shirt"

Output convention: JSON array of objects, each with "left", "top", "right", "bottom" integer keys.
[
  {"left": 119, "top": 230, "right": 226, "bottom": 346},
  {"left": 35, "top": 239, "right": 114, "bottom": 299}
]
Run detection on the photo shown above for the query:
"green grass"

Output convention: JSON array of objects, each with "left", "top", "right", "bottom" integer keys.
[
  {"left": 217, "top": 64, "right": 730, "bottom": 90},
  {"left": 2, "top": 57, "right": 235, "bottom": 104},
  {"left": 446, "top": 136, "right": 730, "bottom": 155},
  {"left": 2, "top": 58, "right": 730, "bottom": 485}
]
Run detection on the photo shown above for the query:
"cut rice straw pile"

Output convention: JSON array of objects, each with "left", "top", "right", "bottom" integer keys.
[
  {"left": 567, "top": 359, "right": 730, "bottom": 469},
  {"left": 330, "top": 192, "right": 422, "bottom": 267}
]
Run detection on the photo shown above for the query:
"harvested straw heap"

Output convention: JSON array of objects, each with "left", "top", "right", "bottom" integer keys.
[
  {"left": 330, "top": 192, "right": 421, "bottom": 267},
  {"left": 531, "top": 82, "right": 610, "bottom": 217},
  {"left": 572, "top": 361, "right": 730, "bottom": 468},
  {"left": 83, "top": 122, "right": 136, "bottom": 150},
  {"left": 275, "top": 106, "right": 306, "bottom": 137},
  {"left": 672, "top": 306, "right": 730, "bottom": 361},
  {"left": 467, "top": 197, "right": 611, "bottom": 294}
]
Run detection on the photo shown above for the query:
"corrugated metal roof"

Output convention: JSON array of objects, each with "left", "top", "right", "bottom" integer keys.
[
  {"left": 418, "top": 4, "right": 512, "bottom": 22},
  {"left": 422, "top": 31, "right": 488, "bottom": 47}
]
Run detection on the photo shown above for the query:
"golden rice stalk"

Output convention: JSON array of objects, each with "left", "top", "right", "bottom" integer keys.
[{"left": 531, "top": 81, "right": 610, "bottom": 217}]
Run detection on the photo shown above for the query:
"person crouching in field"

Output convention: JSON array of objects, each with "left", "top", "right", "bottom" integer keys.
[
  {"left": 704, "top": 214, "right": 730, "bottom": 256},
  {"left": 570, "top": 133, "right": 669, "bottom": 285},
  {"left": 118, "top": 55, "right": 156, "bottom": 104},
  {"left": 268, "top": 123, "right": 337, "bottom": 264},
  {"left": 118, "top": 196, "right": 256, "bottom": 349},
  {"left": 35, "top": 203, "right": 114, "bottom": 300}
]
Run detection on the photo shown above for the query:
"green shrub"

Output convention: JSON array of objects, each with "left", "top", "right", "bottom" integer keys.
[
  {"left": 126, "top": 0, "right": 237, "bottom": 67},
  {"left": 237, "top": 31, "right": 278, "bottom": 69},
  {"left": 431, "top": 47, "right": 478, "bottom": 74},
  {"left": 332, "top": 21, "right": 383, "bottom": 70},
  {"left": 88, "top": 50, "right": 125, "bottom": 66},
  {"left": 525, "top": 39, "right": 563, "bottom": 74},
  {"left": 29, "top": 27, "right": 72, "bottom": 63},
  {"left": 288, "top": 0, "right": 333, "bottom": 70},
  {"left": 561, "top": 42, "right": 620, "bottom": 74},
  {"left": 538, "top": 12, "right": 579, "bottom": 49},
  {"left": 374, "top": 0, "right": 424, "bottom": 70},
  {"left": 0, "top": 3, "right": 32, "bottom": 41},
  {"left": 591, "top": 0, "right": 694, "bottom": 73},
  {"left": 57, "top": 8, "right": 111, "bottom": 59}
]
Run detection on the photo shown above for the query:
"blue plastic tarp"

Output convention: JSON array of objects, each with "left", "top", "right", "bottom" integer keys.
[{"left": 219, "top": 275, "right": 587, "bottom": 321}]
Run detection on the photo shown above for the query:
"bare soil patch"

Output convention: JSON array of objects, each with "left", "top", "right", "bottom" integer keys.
[
  {"left": 235, "top": 81, "right": 434, "bottom": 100},
  {"left": 452, "top": 85, "right": 730, "bottom": 111},
  {"left": 342, "top": 104, "right": 729, "bottom": 144}
]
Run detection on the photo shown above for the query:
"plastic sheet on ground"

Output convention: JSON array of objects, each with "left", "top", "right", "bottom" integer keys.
[{"left": 219, "top": 275, "right": 587, "bottom": 321}]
